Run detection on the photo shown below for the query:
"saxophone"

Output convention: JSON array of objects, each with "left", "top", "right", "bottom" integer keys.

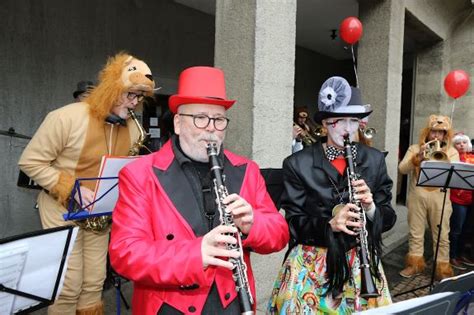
[
  {"left": 343, "top": 135, "right": 379, "bottom": 299},
  {"left": 128, "top": 109, "right": 150, "bottom": 155},
  {"left": 207, "top": 143, "right": 254, "bottom": 315},
  {"left": 77, "top": 109, "right": 148, "bottom": 233}
]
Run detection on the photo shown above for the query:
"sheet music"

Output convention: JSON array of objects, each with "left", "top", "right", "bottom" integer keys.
[
  {"left": 0, "top": 243, "right": 28, "bottom": 314},
  {"left": 89, "top": 155, "right": 138, "bottom": 214},
  {"left": 0, "top": 226, "right": 79, "bottom": 314}
]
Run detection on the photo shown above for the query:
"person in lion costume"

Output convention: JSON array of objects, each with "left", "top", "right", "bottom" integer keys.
[
  {"left": 398, "top": 114, "right": 459, "bottom": 281},
  {"left": 19, "top": 52, "right": 155, "bottom": 314}
]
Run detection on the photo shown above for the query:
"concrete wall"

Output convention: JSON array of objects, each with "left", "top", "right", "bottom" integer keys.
[
  {"left": 409, "top": 0, "right": 473, "bottom": 141},
  {"left": 294, "top": 46, "right": 355, "bottom": 118},
  {"left": 405, "top": 0, "right": 468, "bottom": 40},
  {"left": 0, "top": 0, "right": 216, "bottom": 237},
  {"left": 445, "top": 10, "right": 474, "bottom": 135}
]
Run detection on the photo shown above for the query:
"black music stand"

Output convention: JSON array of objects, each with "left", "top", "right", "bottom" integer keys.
[
  {"left": 356, "top": 291, "right": 460, "bottom": 314},
  {"left": 395, "top": 160, "right": 474, "bottom": 297},
  {"left": 0, "top": 226, "right": 78, "bottom": 314}
]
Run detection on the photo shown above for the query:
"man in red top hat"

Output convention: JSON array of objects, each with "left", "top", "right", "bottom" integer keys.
[{"left": 109, "top": 66, "right": 289, "bottom": 314}]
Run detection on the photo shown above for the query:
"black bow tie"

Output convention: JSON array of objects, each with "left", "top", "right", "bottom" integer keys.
[{"left": 326, "top": 145, "right": 358, "bottom": 162}]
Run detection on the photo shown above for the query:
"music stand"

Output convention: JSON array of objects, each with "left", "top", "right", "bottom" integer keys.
[
  {"left": 63, "top": 155, "right": 137, "bottom": 221},
  {"left": 0, "top": 226, "right": 78, "bottom": 314},
  {"left": 62, "top": 156, "right": 137, "bottom": 315},
  {"left": 355, "top": 291, "right": 460, "bottom": 314},
  {"left": 63, "top": 176, "right": 118, "bottom": 222},
  {"left": 395, "top": 160, "right": 474, "bottom": 297},
  {"left": 431, "top": 271, "right": 474, "bottom": 314}
]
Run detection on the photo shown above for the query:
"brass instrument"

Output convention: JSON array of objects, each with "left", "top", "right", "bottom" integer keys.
[
  {"left": 77, "top": 109, "right": 149, "bottom": 233},
  {"left": 360, "top": 127, "right": 377, "bottom": 140},
  {"left": 128, "top": 109, "right": 151, "bottom": 155},
  {"left": 294, "top": 123, "right": 317, "bottom": 146},
  {"left": 343, "top": 135, "right": 379, "bottom": 299},
  {"left": 423, "top": 139, "right": 448, "bottom": 161},
  {"left": 207, "top": 143, "right": 254, "bottom": 315}
]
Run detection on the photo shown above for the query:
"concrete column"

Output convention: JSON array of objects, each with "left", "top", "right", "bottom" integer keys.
[
  {"left": 214, "top": 0, "right": 296, "bottom": 168},
  {"left": 358, "top": 0, "right": 405, "bottom": 202},
  {"left": 447, "top": 11, "right": 474, "bottom": 134},
  {"left": 214, "top": 1, "right": 296, "bottom": 311},
  {"left": 412, "top": 42, "right": 445, "bottom": 141}
]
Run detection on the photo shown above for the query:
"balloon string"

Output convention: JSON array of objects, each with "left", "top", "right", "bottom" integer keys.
[
  {"left": 351, "top": 45, "right": 359, "bottom": 87},
  {"left": 450, "top": 99, "right": 456, "bottom": 125}
]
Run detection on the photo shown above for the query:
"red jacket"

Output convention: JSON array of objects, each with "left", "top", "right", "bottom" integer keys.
[
  {"left": 109, "top": 140, "right": 289, "bottom": 315},
  {"left": 450, "top": 152, "right": 474, "bottom": 206}
]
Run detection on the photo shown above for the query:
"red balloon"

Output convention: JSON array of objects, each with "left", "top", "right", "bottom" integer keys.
[
  {"left": 339, "top": 17, "right": 363, "bottom": 45},
  {"left": 444, "top": 70, "right": 470, "bottom": 99}
]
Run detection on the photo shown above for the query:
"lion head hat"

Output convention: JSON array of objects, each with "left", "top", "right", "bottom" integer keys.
[
  {"left": 418, "top": 114, "right": 453, "bottom": 146},
  {"left": 87, "top": 52, "right": 155, "bottom": 120}
]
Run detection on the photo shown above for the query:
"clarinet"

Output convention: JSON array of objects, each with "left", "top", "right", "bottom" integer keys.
[
  {"left": 206, "top": 143, "right": 254, "bottom": 315},
  {"left": 343, "top": 135, "right": 379, "bottom": 299}
]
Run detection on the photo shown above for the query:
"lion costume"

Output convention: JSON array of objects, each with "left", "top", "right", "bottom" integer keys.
[
  {"left": 19, "top": 52, "right": 154, "bottom": 314},
  {"left": 398, "top": 114, "right": 459, "bottom": 280}
]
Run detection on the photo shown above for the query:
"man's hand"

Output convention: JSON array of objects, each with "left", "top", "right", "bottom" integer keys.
[
  {"left": 329, "top": 203, "right": 362, "bottom": 235},
  {"left": 293, "top": 124, "right": 303, "bottom": 140},
  {"left": 418, "top": 144, "right": 427, "bottom": 160},
  {"left": 74, "top": 186, "right": 95, "bottom": 211},
  {"left": 223, "top": 193, "right": 254, "bottom": 235},
  {"left": 351, "top": 179, "right": 375, "bottom": 210},
  {"left": 201, "top": 225, "right": 241, "bottom": 270}
]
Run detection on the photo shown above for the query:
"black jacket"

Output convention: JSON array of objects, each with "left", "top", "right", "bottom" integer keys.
[
  {"left": 281, "top": 141, "right": 397, "bottom": 296},
  {"left": 281, "top": 141, "right": 396, "bottom": 251}
]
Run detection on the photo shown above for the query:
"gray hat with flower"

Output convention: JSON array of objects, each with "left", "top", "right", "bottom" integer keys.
[{"left": 314, "top": 76, "right": 372, "bottom": 123}]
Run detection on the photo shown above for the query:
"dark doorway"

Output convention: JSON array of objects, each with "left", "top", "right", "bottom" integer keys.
[
  {"left": 397, "top": 56, "right": 414, "bottom": 205},
  {"left": 140, "top": 94, "right": 174, "bottom": 154}
]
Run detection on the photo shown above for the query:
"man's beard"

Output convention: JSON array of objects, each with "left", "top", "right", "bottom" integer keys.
[{"left": 183, "top": 134, "right": 222, "bottom": 162}]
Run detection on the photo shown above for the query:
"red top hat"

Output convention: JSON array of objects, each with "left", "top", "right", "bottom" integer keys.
[{"left": 169, "top": 66, "right": 236, "bottom": 113}]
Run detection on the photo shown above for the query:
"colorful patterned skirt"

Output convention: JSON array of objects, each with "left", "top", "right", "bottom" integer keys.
[{"left": 267, "top": 245, "right": 392, "bottom": 314}]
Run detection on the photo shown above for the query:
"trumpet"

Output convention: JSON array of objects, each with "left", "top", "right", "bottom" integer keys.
[
  {"left": 294, "top": 123, "right": 317, "bottom": 146},
  {"left": 313, "top": 124, "right": 327, "bottom": 138},
  {"left": 423, "top": 139, "right": 448, "bottom": 161}
]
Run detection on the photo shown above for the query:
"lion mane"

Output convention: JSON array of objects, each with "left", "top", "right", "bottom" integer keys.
[{"left": 86, "top": 52, "right": 148, "bottom": 121}]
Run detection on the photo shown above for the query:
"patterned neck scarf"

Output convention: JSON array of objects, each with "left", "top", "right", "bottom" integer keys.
[{"left": 326, "top": 145, "right": 358, "bottom": 161}]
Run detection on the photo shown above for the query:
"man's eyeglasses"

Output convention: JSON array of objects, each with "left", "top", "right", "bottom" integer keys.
[
  {"left": 127, "top": 92, "right": 145, "bottom": 102},
  {"left": 179, "top": 113, "right": 230, "bottom": 131}
]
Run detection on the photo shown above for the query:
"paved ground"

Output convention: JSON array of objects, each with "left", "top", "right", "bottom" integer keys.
[{"left": 30, "top": 231, "right": 474, "bottom": 315}]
